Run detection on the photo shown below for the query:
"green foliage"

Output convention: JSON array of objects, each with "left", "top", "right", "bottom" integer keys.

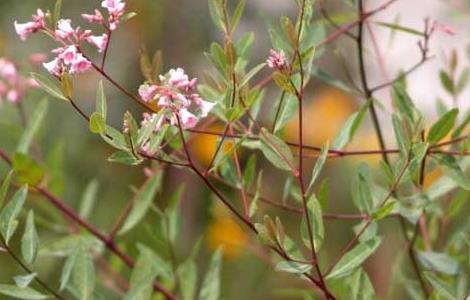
[
  {"left": 0, "top": 186, "right": 28, "bottom": 245},
  {"left": 327, "top": 237, "right": 382, "bottom": 280}
]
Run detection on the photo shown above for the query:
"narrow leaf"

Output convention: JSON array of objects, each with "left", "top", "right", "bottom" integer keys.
[
  {"left": 0, "top": 185, "right": 28, "bottom": 244},
  {"left": 72, "top": 248, "right": 95, "bottom": 300},
  {"left": 79, "top": 180, "right": 99, "bottom": 219},
  {"left": 14, "top": 273, "right": 37, "bottom": 288},
  {"left": 260, "top": 128, "right": 294, "bottom": 172},
  {"left": 21, "top": 211, "right": 39, "bottom": 265},
  {"left": 327, "top": 237, "right": 382, "bottom": 279},
  {"left": 198, "top": 249, "right": 222, "bottom": 300},
  {"left": 96, "top": 80, "right": 107, "bottom": 120},
  {"left": 424, "top": 273, "right": 457, "bottom": 300},
  {"left": 306, "top": 143, "right": 329, "bottom": 195},
  {"left": 30, "top": 72, "right": 68, "bottom": 101},
  {"left": 0, "top": 284, "right": 48, "bottom": 300},
  {"left": 0, "top": 170, "right": 14, "bottom": 208},
  {"left": 17, "top": 99, "right": 48, "bottom": 154},
  {"left": 119, "top": 171, "right": 163, "bottom": 234},
  {"left": 427, "top": 108, "right": 458, "bottom": 144},
  {"left": 333, "top": 103, "right": 368, "bottom": 149},
  {"left": 275, "top": 261, "right": 312, "bottom": 274}
]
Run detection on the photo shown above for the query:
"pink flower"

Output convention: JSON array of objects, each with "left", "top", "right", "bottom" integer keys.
[
  {"left": 179, "top": 108, "right": 198, "bottom": 129},
  {"left": 82, "top": 9, "right": 104, "bottom": 24},
  {"left": 86, "top": 34, "right": 108, "bottom": 53},
  {"left": 70, "top": 53, "right": 92, "bottom": 74},
  {"left": 432, "top": 20, "right": 456, "bottom": 36},
  {"left": 168, "top": 68, "right": 192, "bottom": 89},
  {"left": 197, "top": 99, "right": 215, "bottom": 117},
  {"left": 6, "top": 90, "right": 19, "bottom": 103},
  {"left": 28, "top": 53, "right": 48, "bottom": 66},
  {"left": 141, "top": 112, "right": 163, "bottom": 132},
  {"left": 55, "top": 19, "right": 75, "bottom": 39},
  {"left": 0, "top": 59, "right": 18, "bottom": 82},
  {"left": 59, "top": 45, "right": 78, "bottom": 65},
  {"left": 14, "top": 9, "right": 45, "bottom": 41},
  {"left": 138, "top": 83, "right": 158, "bottom": 102},
  {"left": 43, "top": 57, "right": 63, "bottom": 76},
  {"left": 102, "top": 0, "right": 126, "bottom": 14},
  {"left": 14, "top": 22, "right": 37, "bottom": 41},
  {"left": 267, "top": 49, "right": 287, "bottom": 70}
]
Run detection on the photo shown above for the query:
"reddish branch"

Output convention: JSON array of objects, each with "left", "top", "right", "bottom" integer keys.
[{"left": 0, "top": 149, "right": 178, "bottom": 300}]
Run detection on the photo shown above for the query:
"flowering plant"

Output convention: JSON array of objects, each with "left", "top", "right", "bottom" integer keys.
[{"left": 0, "top": 0, "right": 469, "bottom": 300}]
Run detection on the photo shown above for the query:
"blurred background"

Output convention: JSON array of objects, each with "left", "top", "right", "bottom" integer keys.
[{"left": 0, "top": 0, "right": 468, "bottom": 299}]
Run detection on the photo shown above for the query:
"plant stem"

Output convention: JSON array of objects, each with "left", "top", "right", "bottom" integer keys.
[{"left": 0, "top": 235, "right": 67, "bottom": 300}]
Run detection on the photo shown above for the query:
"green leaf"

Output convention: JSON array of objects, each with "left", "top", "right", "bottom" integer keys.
[
  {"left": 60, "top": 73, "right": 73, "bottom": 98},
  {"left": 198, "top": 249, "right": 222, "bottom": 300},
  {"left": 0, "top": 170, "right": 14, "bottom": 209},
  {"left": 60, "top": 248, "right": 77, "bottom": 290},
  {"left": 242, "top": 154, "right": 257, "bottom": 190},
  {"left": 352, "top": 164, "right": 374, "bottom": 214},
  {"left": 375, "top": 22, "right": 425, "bottom": 36},
  {"left": 306, "top": 143, "right": 329, "bottom": 196},
  {"left": 272, "top": 72, "right": 296, "bottom": 95},
  {"left": 249, "top": 171, "right": 263, "bottom": 217},
  {"left": 124, "top": 246, "right": 160, "bottom": 300},
  {"left": 392, "top": 83, "right": 419, "bottom": 124},
  {"left": 178, "top": 260, "right": 197, "bottom": 300},
  {"left": 108, "top": 151, "right": 143, "bottom": 166},
  {"left": 79, "top": 180, "right": 99, "bottom": 219},
  {"left": 119, "top": 171, "right": 163, "bottom": 234},
  {"left": 0, "top": 185, "right": 28, "bottom": 244},
  {"left": 417, "top": 251, "right": 459, "bottom": 275},
  {"left": 435, "top": 155, "right": 470, "bottom": 190},
  {"left": 21, "top": 211, "right": 39, "bottom": 265},
  {"left": 53, "top": 0, "right": 63, "bottom": 24},
  {"left": 452, "top": 108, "right": 470, "bottom": 138},
  {"left": 14, "top": 273, "right": 37, "bottom": 288},
  {"left": 12, "top": 154, "right": 45, "bottom": 186},
  {"left": 40, "top": 235, "right": 100, "bottom": 257},
  {"left": 311, "top": 67, "right": 351, "bottom": 93},
  {"left": 208, "top": 0, "right": 224, "bottom": 30},
  {"left": 0, "top": 284, "right": 48, "bottom": 300},
  {"left": 273, "top": 94, "right": 298, "bottom": 134},
  {"left": 439, "top": 71, "right": 455, "bottom": 95},
  {"left": 17, "top": 99, "right": 48, "bottom": 154},
  {"left": 259, "top": 128, "right": 294, "bottom": 172},
  {"left": 392, "top": 114, "right": 409, "bottom": 154},
  {"left": 372, "top": 201, "right": 396, "bottom": 221},
  {"left": 31, "top": 72, "right": 68, "bottom": 101},
  {"left": 72, "top": 248, "right": 95, "bottom": 300},
  {"left": 424, "top": 273, "right": 457, "bottom": 300},
  {"left": 239, "top": 63, "right": 266, "bottom": 88},
  {"left": 231, "top": 0, "right": 246, "bottom": 33},
  {"left": 326, "top": 237, "right": 382, "bottom": 279},
  {"left": 348, "top": 269, "right": 375, "bottom": 300},
  {"left": 89, "top": 112, "right": 106, "bottom": 134},
  {"left": 333, "top": 103, "right": 368, "bottom": 150},
  {"left": 275, "top": 261, "right": 312, "bottom": 274},
  {"left": 96, "top": 80, "right": 107, "bottom": 120},
  {"left": 301, "top": 195, "right": 324, "bottom": 250},
  {"left": 427, "top": 108, "right": 458, "bottom": 144}
]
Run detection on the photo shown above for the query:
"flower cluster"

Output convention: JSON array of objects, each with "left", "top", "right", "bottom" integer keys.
[
  {"left": 267, "top": 49, "right": 287, "bottom": 70},
  {"left": 82, "top": 0, "right": 126, "bottom": 31},
  {"left": 14, "top": 0, "right": 127, "bottom": 77},
  {"left": 0, "top": 58, "right": 39, "bottom": 104},
  {"left": 138, "top": 68, "right": 215, "bottom": 130},
  {"left": 14, "top": 9, "right": 46, "bottom": 41}
]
